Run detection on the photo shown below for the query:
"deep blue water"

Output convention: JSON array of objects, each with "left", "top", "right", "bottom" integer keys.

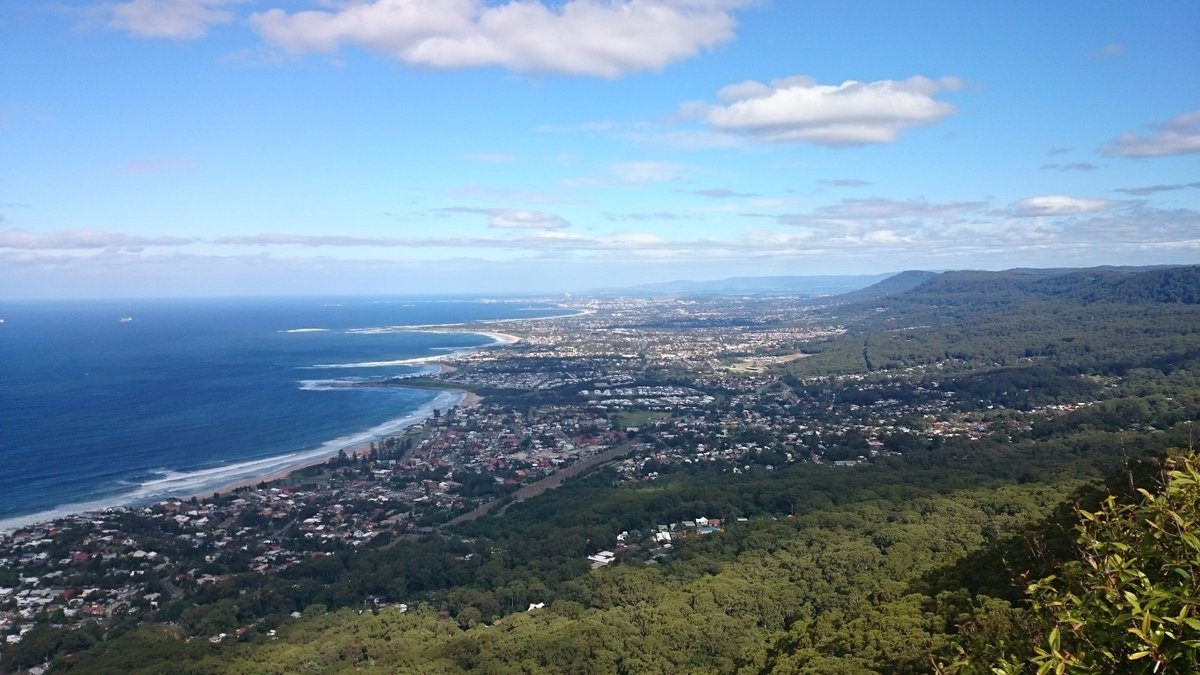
[{"left": 0, "top": 297, "right": 567, "bottom": 529}]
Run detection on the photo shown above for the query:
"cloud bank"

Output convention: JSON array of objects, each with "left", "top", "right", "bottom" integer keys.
[
  {"left": 250, "top": 0, "right": 747, "bottom": 78},
  {"left": 1102, "top": 109, "right": 1200, "bottom": 157},
  {"left": 1114, "top": 182, "right": 1200, "bottom": 196},
  {"left": 0, "top": 229, "right": 193, "bottom": 250}
]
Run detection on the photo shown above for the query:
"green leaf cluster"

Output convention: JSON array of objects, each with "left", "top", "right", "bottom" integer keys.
[{"left": 1024, "top": 451, "right": 1199, "bottom": 673}]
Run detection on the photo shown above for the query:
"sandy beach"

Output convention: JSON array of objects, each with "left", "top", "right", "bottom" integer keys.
[
  {"left": 174, "top": 326, "right": 516, "bottom": 502},
  {"left": 471, "top": 330, "right": 522, "bottom": 345},
  {"left": 195, "top": 385, "right": 486, "bottom": 500},
  {"left": 405, "top": 327, "right": 522, "bottom": 346}
]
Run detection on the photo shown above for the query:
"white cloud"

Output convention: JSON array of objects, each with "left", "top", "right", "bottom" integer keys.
[
  {"left": 1010, "top": 195, "right": 1121, "bottom": 217},
  {"left": 715, "top": 79, "right": 778, "bottom": 103},
  {"left": 1114, "top": 182, "right": 1200, "bottom": 196},
  {"left": 1101, "top": 110, "right": 1200, "bottom": 158},
  {"left": 251, "top": 0, "right": 747, "bottom": 78},
  {"left": 442, "top": 207, "right": 570, "bottom": 229},
  {"left": 0, "top": 229, "right": 193, "bottom": 250},
  {"left": 108, "top": 0, "right": 238, "bottom": 39},
  {"left": 695, "top": 75, "right": 961, "bottom": 145},
  {"left": 779, "top": 198, "right": 984, "bottom": 226},
  {"left": 489, "top": 209, "right": 570, "bottom": 229}
]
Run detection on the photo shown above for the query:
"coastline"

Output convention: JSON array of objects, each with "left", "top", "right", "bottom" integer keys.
[
  {"left": 198, "top": 386, "right": 485, "bottom": 500},
  {"left": 189, "top": 329, "right": 511, "bottom": 500},
  {"left": 0, "top": 325, "right": 524, "bottom": 534},
  {"left": 405, "top": 328, "right": 522, "bottom": 346}
]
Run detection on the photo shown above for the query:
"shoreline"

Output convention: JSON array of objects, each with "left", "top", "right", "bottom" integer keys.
[
  {"left": 404, "top": 327, "right": 522, "bottom": 346},
  {"left": 187, "top": 328, "right": 506, "bottom": 500},
  {"left": 196, "top": 386, "right": 484, "bottom": 500},
  {"left": 0, "top": 322, "right": 531, "bottom": 534}
]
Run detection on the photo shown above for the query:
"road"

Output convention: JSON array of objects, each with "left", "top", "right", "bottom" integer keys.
[{"left": 439, "top": 441, "right": 639, "bottom": 529}]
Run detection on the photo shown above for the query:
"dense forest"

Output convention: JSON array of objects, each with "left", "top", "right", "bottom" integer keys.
[
  {"left": 795, "top": 266, "right": 1200, "bottom": 376},
  {"left": 7, "top": 265, "right": 1199, "bottom": 673}
]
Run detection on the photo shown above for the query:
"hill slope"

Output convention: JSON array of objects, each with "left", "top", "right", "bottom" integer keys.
[
  {"left": 821, "top": 269, "right": 938, "bottom": 304},
  {"left": 788, "top": 264, "right": 1200, "bottom": 376}
]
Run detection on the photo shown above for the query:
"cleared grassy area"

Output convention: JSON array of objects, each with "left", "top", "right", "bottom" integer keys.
[{"left": 616, "top": 410, "right": 670, "bottom": 428}]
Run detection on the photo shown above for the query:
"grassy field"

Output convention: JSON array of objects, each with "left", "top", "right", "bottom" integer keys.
[{"left": 616, "top": 410, "right": 671, "bottom": 428}]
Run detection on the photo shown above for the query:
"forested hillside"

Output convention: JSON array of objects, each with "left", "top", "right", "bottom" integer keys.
[
  {"left": 818, "top": 270, "right": 938, "bottom": 305},
  {"left": 10, "top": 266, "right": 1199, "bottom": 674},
  {"left": 793, "top": 265, "right": 1200, "bottom": 376}
]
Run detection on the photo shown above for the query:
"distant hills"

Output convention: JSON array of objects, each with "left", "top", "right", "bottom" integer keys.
[
  {"left": 1023, "top": 265, "right": 1200, "bottom": 304},
  {"left": 888, "top": 264, "right": 1200, "bottom": 306},
  {"left": 790, "top": 263, "right": 1200, "bottom": 377},
  {"left": 816, "top": 270, "right": 938, "bottom": 304},
  {"left": 598, "top": 264, "right": 1199, "bottom": 305},
  {"left": 600, "top": 273, "right": 897, "bottom": 296},
  {"left": 809, "top": 264, "right": 1199, "bottom": 309}
]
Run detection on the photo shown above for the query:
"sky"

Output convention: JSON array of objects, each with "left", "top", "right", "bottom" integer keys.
[{"left": 1, "top": 0, "right": 1198, "bottom": 298}]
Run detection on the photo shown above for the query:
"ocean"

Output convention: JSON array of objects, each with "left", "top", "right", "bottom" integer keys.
[{"left": 0, "top": 297, "right": 569, "bottom": 530}]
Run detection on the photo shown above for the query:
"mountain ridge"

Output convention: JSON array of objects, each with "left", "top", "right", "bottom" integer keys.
[{"left": 596, "top": 273, "right": 898, "bottom": 296}]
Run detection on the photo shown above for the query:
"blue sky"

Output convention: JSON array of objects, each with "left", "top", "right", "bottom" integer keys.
[{"left": 2, "top": 1, "right": 1198, "bottom": 297}]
